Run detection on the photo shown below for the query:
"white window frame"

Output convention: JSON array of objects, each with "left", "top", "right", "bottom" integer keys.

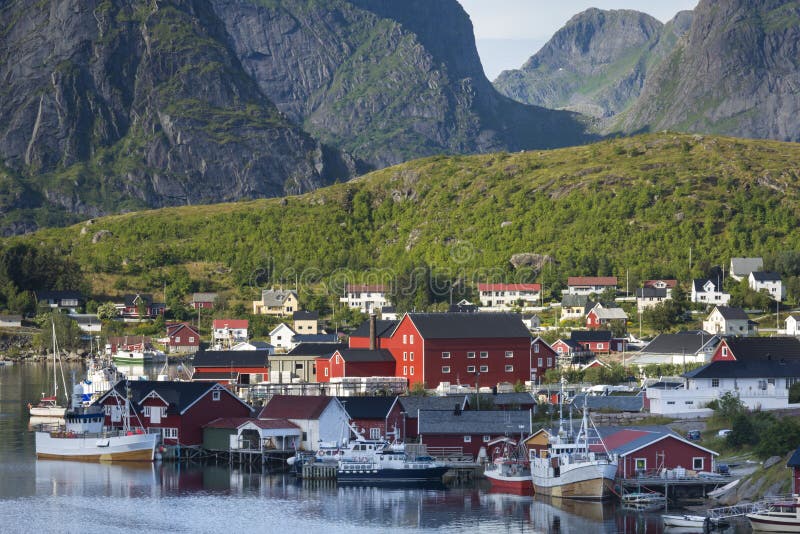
[
  {"left": 467, "top": 365, "right": 476, "bottom": 373},
  {"left": 546, "top": 357, "right": 552, "bottom": 367},
  {"left": 410, "top": 352, "right": 414, "bottom": 361},
  {"left": 410, "top": 366, "right": 414, "bottom": 376},
  {"left": 409, "top": 335, "right": 414, "bottom": 344},
  {"left": 212, "top": 390, "right": 221, "bottom": 401},
  {"left": 442, "top": 366, "right": 451, "bottom": 374},
  {"left": 538, "top": 357, "right": 543, "bottom": 367},
  {"left": 482, "top": 435, "right": 491, "bottom": 443},
  {"left": 403, "top": 366, "right": 408, "bottom": 376},
  {"left": 635, "top": 458, "right": 647, "bottom": 472},
  {"left": 370, "top": 428, "right": 381, "bottom": 440},
  {"left": 534, "top": 344, "right": 540, "bottom": 353},
  {"left": 442, "top": 352, "right": 451, "bottom": 359},
  {"left": 505, "top": 365, "right": 513, "bottom": 372},
  {"left": 505, "top": 351, "right": 513, "bottom": 358},
  {"left": 463, "top": 435, "right": 472, "bottom": 443},
  {"left": 324, "top": 368, "right": 329, "bottom": 377},
  {"left": 467, "top": 351, "right": 476, "bottom": 359},
  {"left": 693, "top": 457, "right": 704, "bottom": 471},
  {"left": 162, "top": 428, "right": 178, "bottom": 439},
  {"left": 403, "top": 352, "right": 407, "bottom": 361},
  {"left": 479, "top": 365, "right": 488, "bottom": 373},
  {"left": 480, "top": 351, "right": 489, "bottom": 359},
  {"left": 597, "top": 343, "right": 604, "bottom": 350},
  {"left": 143, "top": 406, "right": 152, "bottom": 417}
]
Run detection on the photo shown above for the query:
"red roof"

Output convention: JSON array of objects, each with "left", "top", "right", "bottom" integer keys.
[
  {"left": 567, "top": 277, "right": 618, "bottom": 286},
  {"left": 203, "top": 417, "right": 299, "bottom": 430},
  {"left": 257, "top": 395, "right": 335, "bottom": 420},
  {"left": 643, "top": 279, "right": 678, "bottom": 289},
  {"left": 478, "top": 283, "right": 541, "bottom": 292},
  {"left": 597, "top": 429, "right": 651, "bottom": 451},
  {"left": 346, "top": 284, "right": 387, "bottom": 293},
  {"left": 213, "top": 319, "right": 249, "bottom": 329}
]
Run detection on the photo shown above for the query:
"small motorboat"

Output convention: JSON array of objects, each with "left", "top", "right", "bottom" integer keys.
[
  {"left": 747, "top": 495, "right": 800, "bottom": 532},
  {"left": 662, "top": 514, "right": 709, "bottom": 528}
]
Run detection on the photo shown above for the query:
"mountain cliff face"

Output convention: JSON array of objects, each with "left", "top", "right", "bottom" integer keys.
[
  {"left": 618, "top": 0, "right": 800, "bottom": 140},
  {"left": 494, "top": 9, "right": 669, "bottom": 119},
  {"left": 0, "top": 0, "right": 589, "bottom": 234}
]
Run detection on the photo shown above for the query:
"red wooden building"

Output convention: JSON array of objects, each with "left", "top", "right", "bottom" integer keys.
[
  {"left": 95, "top": 380, "right": 252, "bottom": 446},
  {"left": 417, "top": 408, "right": 532, "bottom": 459},
  {"left": 192, "top": 350, "right": 270, "bottom": 386},
  {"left": 316, "top": 348, "right": 396, "bottom": 382},
  {"left": 165, "top": 322, "right": 201, "bottom": 353},
  {"left": 347, "top": 319, "right": 398, "bottom": 349},
  {"left": 380, "top": 313, "right": 542, "bottom": 389},
  {"left": 569, "top": 330, "right": 626, "bottom": 354},
  {"left": 335, "top": 396, "right": 403, "bottom": 441},
  {"left": 118, "top": 293, "right": 165, "bottom": 319}
]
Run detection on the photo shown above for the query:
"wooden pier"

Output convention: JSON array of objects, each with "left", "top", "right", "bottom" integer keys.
[
  {"left": 619, "top": 475, "right": 732, "bottom": 501},
  {"left": 301, "top": 462, "right": 338, "bottom": 480}
]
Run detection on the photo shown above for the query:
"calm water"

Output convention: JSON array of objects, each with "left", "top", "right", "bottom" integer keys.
[{"left": 0, "top": 362, "right": 750, "bottom": 533}]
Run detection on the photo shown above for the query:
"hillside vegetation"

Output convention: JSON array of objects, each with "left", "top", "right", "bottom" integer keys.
[{"left": 8, "top": 133, "right": 800, "bottom": 301}]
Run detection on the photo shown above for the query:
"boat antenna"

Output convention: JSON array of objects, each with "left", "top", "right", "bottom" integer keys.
[{"left": 53, "top": 317, "right": 69, "bottom": 406}]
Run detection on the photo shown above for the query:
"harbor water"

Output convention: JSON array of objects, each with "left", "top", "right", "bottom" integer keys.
[{"left": 0, "top": 362, "right": 751, "bottom": 533}]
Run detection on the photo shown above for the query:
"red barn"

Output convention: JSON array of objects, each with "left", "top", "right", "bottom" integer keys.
[
  {"left": 165, "top": 322, "right": 200, "bottom": 353},
  {"left": 710, "top": 336, "right": 800, "bottom": 362},
  {"left": 316, "top": 348, "right": 396, "bottom": 382},
  {"left": 570, "top": 330, "right": 626, "bottom": 354},
  {"left": 96, "top": 380, "right": 252, "bottom": 446},
  {"left": 382, "top": 313, "right": 540, "bottom": 389},
  {"left": 417, "top": 409, "right": 532, "bottom": 459}
]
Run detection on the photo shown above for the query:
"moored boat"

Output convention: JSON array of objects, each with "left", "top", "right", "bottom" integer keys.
[
  {"left": 28, "top": 320, "right": 67, "bottom": 417},
  {"left": 747, "top": 496, "right": 800, "bottom": 532},
  {"left": 484, "top": 437, "right": 533, "bottom": 493},
  {"left": 336, "top": 448, "right": 449, "bottom": 484},
  {"left": 662, "top": 514, "right": 709, "bottom": 528}
]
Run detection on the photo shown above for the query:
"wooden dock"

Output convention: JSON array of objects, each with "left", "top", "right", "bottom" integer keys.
[
  {"left": 301, "top": 462, "right": 338, "bottom": 480},
  {"left": 619, "top": 475, "right": 732, "bottom": 501}
]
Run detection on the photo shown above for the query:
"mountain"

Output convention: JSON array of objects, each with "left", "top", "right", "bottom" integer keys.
[
  {"left": 15, "top": 133, "right": 800, "bottom": 303},
  {"left": 494, "top": 9, "right": 688, "bottom": 120},
  {"left": 0, "top": 0, "right": 590, "bottom": 235},
  {"left": 618, "top": 0, "right": 800, "bottom": 140}
]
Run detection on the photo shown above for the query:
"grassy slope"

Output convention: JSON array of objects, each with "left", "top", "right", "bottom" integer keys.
[{"left": 10, "top": 133, "right": 800, "bottom": 294}]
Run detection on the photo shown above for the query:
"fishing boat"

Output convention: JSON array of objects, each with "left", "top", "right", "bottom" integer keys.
[
  {"left": 529, "top": 381, "right": 618, "bottom": 500},
  {"left": 622, "top": 491, "right": 666, "bottom": 511},
  {"left": 34, "top": 382, "right": 159, "bottom": 462},
  {"left": 747, "top": 495, "right": 800, "bottom": 532},
  {"left": 484, "top": 436, "right": 533, "bottom": 493},
  {"left": 28, "top": 320, "right": 67, "bottom": 417}
]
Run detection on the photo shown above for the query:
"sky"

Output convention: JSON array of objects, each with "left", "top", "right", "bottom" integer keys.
[{"left": 457, "top": 1, "right": 699, "bottom": 79}]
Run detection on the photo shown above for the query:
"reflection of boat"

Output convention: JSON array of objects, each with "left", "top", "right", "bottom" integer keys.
[
  {"left": 747, "top": 496, "right": 800, "bottom": 532},
  {"left": 529, "top": 495, "right": 618, "bottom": 533},
  {"left": 29, "top": 320, "right": 67, "bottom": 417},
  {"left": 621, "top": 491, "right": 666, "bottom": 511},
  {"left": 529, "top": 381, "right": 617, "bottom": 500},
  {"left": 484, "top": 437, "right": 532, "bottom": 493},
  {"left": 35, "top": 383, "right": 159, "bottom": 462}
]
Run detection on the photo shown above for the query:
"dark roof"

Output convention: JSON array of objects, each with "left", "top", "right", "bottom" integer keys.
[
  {"left": 36, "top": 290, "right": 84, "bottom": 301},
  {"left": 258, "top": 395, "right": 337, "bottom": 420},
  {"left": 417, "top": 409, "right": 531, "bottom": 434},
  {"left": 714, "top": 306, "right": 750, "bottom": 320},
  {"left": 293, "top": 310, "right": 319, "bottom": 320},
  {"left": 193, "top": 350, "right": 269, "bottom": 368},
  {"left": 487, "top": 393, "right": 536, "bottom": 406},
  {"left": 561, "top": 294, "right": 590, "bottom": 307},
  {"left": 570, "top": 393, "right": 644, "bottom": 413},
  {"left": 203, "top": 417, "right": 299, "bottom": 430},
  {"left": 724, "top": 337, "right": 800, "bottom": 361},
  {"left": 397, "top": 395, "right": 468, "bottom": 416},
  {"left": 693, "top": 279, "right": 721, "bottom": 292},
  {"left": 292, "top": 334, "right": 338, "bottom": 343},
  {"left": 685, "top": 359, "right": 800, "bottom": 379},
  {"left": 124, "top": 293, "right": 152, "bottom": 306},
  {"left": 99, "top": 380, "right": 228, "bottom": 414},
  {"left": 336, "top": 396, "right": 397, "bottom": 419},
  {"left": 287, "top": 342, "right": 347, "bottom": 357},
  {"left": 570, "top": 330, "right": 612, "bottom": 342},
  {"left": 639, "top": 332, "right": 719, "bottom": 355},
  {"left": 350, "top": 320, "right": 399, "bottom": 339},
  {"left": 750, "top": 271, "right": 781, "bottom": 282},
  {"left": 404, "top": 313, "right": 531, "bottom": 339},
  {"left": 334, "top": 349, "right": 395, "bottom": 363},
  {"left": 448, "top": 303, "right": 479, "bottom": 313},
  {"left": 636, "top": 287, "right": 667, "bottom": 298},
  {"left": 788, "top": 447, "right": 800, "bottom": 468}
]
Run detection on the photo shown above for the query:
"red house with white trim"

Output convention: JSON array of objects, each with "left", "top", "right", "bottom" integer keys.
[
  {"left": 567, "top": 277, "right": 618, "bottom": 296},
  {"left": 95, "top": 380, "right": 252, "bottom": 446},
  {"left": 165, "top": 322, "right": 201, "bottom": 353},
  {"left": 316, "top": 348, "right": 396, "bottom": 382}
]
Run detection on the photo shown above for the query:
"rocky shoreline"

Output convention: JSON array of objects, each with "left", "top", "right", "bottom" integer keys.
[{"left": 0, "top": 335, "right": 88, "bottom": 362}]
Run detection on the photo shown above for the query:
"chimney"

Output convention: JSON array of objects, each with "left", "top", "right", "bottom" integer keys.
[
  {"left": 454, "top": 404, "right": 461, "bottom": 416},
  {"left": 369, "top": 312, "right": 377, "bottom": 351}
]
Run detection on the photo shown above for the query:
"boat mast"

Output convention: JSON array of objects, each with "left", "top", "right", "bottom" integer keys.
[
  {"left": 52, "top": 319, "right": 58, "bottom": 402},
  {"left": 557, "top": 376, "right": 565, "bottom": 439}
]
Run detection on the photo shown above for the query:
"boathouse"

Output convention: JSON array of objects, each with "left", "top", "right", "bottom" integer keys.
[{"left": 417, "top": 408, "right": 532, "bottom": 459}]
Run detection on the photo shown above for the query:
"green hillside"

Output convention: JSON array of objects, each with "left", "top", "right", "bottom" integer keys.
[{"left": 7, "top": 133, "right": 800, "bottom": 304}]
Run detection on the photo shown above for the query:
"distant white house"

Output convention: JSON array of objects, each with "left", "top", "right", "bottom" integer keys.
[
  {"left": 748, "top": 271, "right": 784, "bottom": 301},
  {"left": 691, "top": 279, "right": 730, "bottom": 306},
  {"left": 212, "top": 319, "right": 249, "bottom": 347},
  {"left": 787, "top": 315, "right": 800, "bottom": 337},
  {"left": 636, "top": 280, "right": 677, "bottom": 312},
  {"left": 269, "top": 323, "right": 297, "bottom": 353},
  {"left": 0, "top": 315, "right": 22, "bottom": 328},
  {"left": 478, "top": 283, "right": 541, "bottom": 309},
  {"left": 566, "top": 277, "right": 617, "bottom": 296},
  {"left": 521, "top": 314, "right": 542, "bottom": 330},
  {"left": 231, "top": 341, "right": 274, "bottom": 354},
  {"left": 730, "top": 257, "right": 763, "bottom": 282},
  {"left": 702, "top": 306, "right": 757, "bottom": 337},
  {"left": 68, "top": 314, "right": 102, "bottom": 334},
  {"left": 340, "top": 284, "right": 390, "bottom": 314}
]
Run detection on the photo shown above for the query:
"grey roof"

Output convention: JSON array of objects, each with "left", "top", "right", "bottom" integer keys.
[
  {"left": 731, "top": 257, "right": 763, "bottom": 277},
  {"left": 590, "top": 306, "right": 628, "bottom": 320},
  {"left": 261, "top": 289, "right": 297, "bottom": 307},
  {"left": 35, "top": 290, "right": 84, "bottom": 302},
  {"left": 686, "top": 359, "right": 800, "bottom": 379},
  {"left": 636, "top": 287, "right": 667, "bottom": 298},
  {"left": 788, "top": 447, "right": 800, "bottom": 468},
  {"left": 123, "top": 293, "right": 152, "bottom": 306},
  {"left": 723, "top": 337, "right": 800, "bottom": 361},
  {"left": 639, "top": 332, "right": 720, "bottom": 355},
  {"left": 293, "top": 310, "right": 319, "bottom": 320},
  {"left": 350, "top": 320, "right": 399, "bottom": 339},
  {"left": 193, "top": 350, "right": 270, "bottom": 368},
  {"left": 99, "top": 380, "right": 236, "bottom": 414},
  {"left": 750, "top": 271, "right": 781, "bottom": 282},
  {"left": 693, "top": 279, "right": 720, "bottom": 292},
  {"left": 418, "top": 409, "right": 531, "bottom": 434},
  {"left": 334, "top": 348, "right": 395, "bottom": 363},
  {"left": 336, "top": 396, "right": 397, "bottom": 419},
  {"left": 404, "top": 313, "right": 531, "bottom": 339},
  {"left": 594, "top": 426, "right": 687, "bottom": 456},
  {"left": 570, "top": 393, "right": 644, "bottom": 413},
  {"left": 192, "top": 292, "right": 217, "bottom": 302},
  {"left": 713, "top": 306, "right": 750, "bottom": 320},
  {"left": 485, "top": 393, "right": 536, "bottom": 406},
  {"left": 292, "top": 333, "right": 338, "bottom": 343},
  {"left": 397, "top": 395, "right": 468, "bottom": 416},
  {"left": 570, "top": 330, "right": 612, "bottom": 342},
  {"left": 286, "top": 342, "right": 347, "bottom": 357},
  {"left": 561, "top": 294, "right": 590, "bottom": 307}
]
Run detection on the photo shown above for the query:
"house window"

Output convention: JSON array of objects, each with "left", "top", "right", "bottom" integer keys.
[
  {"left": 104, "top": 405, "right": 112, "bottom": 415},
  {"left": 403, "top": 334, "right": 407, "bottom": 344},
  {"left": 597, "top": 343, "right": 604, "bottom": 349},
  {"left": 537, "top": 357, "right": 543, "bottom": 367},
  {"left": 442, "top": 352, "right": 451, "bottom": 359},
  {"left": 403, "top": 366, "right": 408, "bottom": 376},
  {"left": 189, "top": 336, "right": 195, "bottom": 343},
  {"left": 467, "top": 352, "right": 476, "bottom": 359},
  {"left": 212, "top": 390, "right": 221, "bottom": 401},
  {"left": 505, "top": 351, "right": 513, "bottom": 358},
  {"left": 759, "top": 380, "right": 767, "bottom": 390},
  {"left": 175, "top": 337, "right": 181, "bottom": 343},
  {"left": 635, "top": 458, "right": 647, "bottom": 472},
  {"left": 480, "top": 351, "right": 488, "bottom": 359},
  {"left": 722, "top": 347, "right": 728, "bottom": 357},
  {"left": 534, "top": 344, "right": 540, "bottom": 353},
  {"left": 667, "top": 401, "right": 675, "bottom": 405},
  {"left": 162, "top": 428, "right": 178, "bottom": 439},
  {"left": 547, "top": 357, "right": 552, "bottom": 367},
  {"left": 483, "top": 435, "right": 491, "bottom": 443},
  {"left": 442, "top": 366, "right": 451, "bottom": 374},
  {"left": 324, "top": 368, "right": 329, "bottom": 377},
  {"left": 143, "top": 406, "right": 151, "bottom": 417},
  {"left": 403, "top": 352, "right": 407, "bottom": 361},
  {"left": 370, "top": 428, "right": 381, "bottom": 440},
  {"left": 711, "top": 378, "right": 719, "bottom": 387},
  {"left": 463, "top": 435, "right": 472, "bottom": 443},
  {"left": 467, "top": 365, "right": 476, "bottom": 373},
  {"left": 409, "top": 335, "right": 414, "bottom": 344},
  {"left": 685, "top": 401, "right": 694, "bottom": 405},
  {"left": 693, "top": 457, "right": 704, "bottom": 471},
  {"left": 480, "top": 365, "right": 488, "bottom": 373},
  {"left": 505, "top": 365, "right": 513, "bottom": 372},
  {"left": 410, "top": 352, "right": 414, "bottom": 361}
]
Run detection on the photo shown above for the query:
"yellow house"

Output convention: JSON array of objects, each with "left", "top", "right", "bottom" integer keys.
[
  {"left": 253, "top": 289, "right": 299, "bottom": 316},
  {"left": 524, "top": 428, "right": 553, "bottom": 458}
]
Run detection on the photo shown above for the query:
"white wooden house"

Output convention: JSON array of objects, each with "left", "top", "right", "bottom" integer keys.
[
  {"left": 340, "top": 284, "right": 390, "bottom": 314},
  {"left": 702, "top": 306, "right": 757, "bottom": 337},
  {"left": 257, "top": 395, "right": 350, "bottom": 450},
  {"left": 691, "top": 279, "right": 731, "bottom": 306},
  {"left": 748, "top": 271, "right": 784, "bottom": 301},
  {"left": 269, "top": 323, "right": 297, "bottom": 353}
]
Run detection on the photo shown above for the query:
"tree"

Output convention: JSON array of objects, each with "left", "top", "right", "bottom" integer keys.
[
  {"left": 97, "top": 302, "right": 118, "bottom": 321},
  {"left": 409, "top": 382, "right": 428, "bottom": 396},
  {"left": 35, "top": 312, "right": 82, "bottom": 351},
  {"left": 710, "top": 391, "right": 746, "bottom": 422}
]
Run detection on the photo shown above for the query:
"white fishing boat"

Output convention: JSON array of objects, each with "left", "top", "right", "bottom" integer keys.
[
  {"left": 529, "top": 381, "right": 618, "bottom": 500},
  {"left": 747, "top": 496, "right": 800, "bottom": 532},
  {"left": 34, "top": 382, "right": 159, "bottom": 462},
  {"left": 73, "top": 357, "right": 126, "bottom": 406},
  {"left": 29, "top": 320, "right": 67, "bottom": 417},
  {"left": 662, "top": 514, "right": 709, "bottom": 528},
  {"left": 484, "top": 436, "right": 533, "bottom": 494}
]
